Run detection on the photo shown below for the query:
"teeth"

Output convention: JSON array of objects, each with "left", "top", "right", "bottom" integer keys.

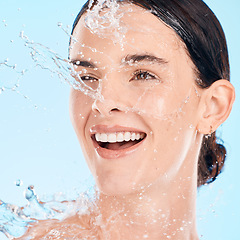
[
  {"left": 131, "top": 132, "right": 136, "bottom": 141},
  {"left": 124, "top": 132, "right": 131, "bottom": 141},
  {"left": 117, "top": 132, "right": 124, "bottom": 142},
  {"left": 108, "top": 133, "right": 116, "bottom": 143},
  {"left": 95, "top": 132, "right": 145, "bottom": 143},
  {"left": 136, "top": 133, "right": 140, "bottom": 140}
]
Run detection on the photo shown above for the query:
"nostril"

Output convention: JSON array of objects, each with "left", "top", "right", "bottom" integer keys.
[
  {"left": 108, "top": 108, "right": 120, "bottom": 115},
  {"left": 111, "top": 108, "right": 120, "bottom": 112}
]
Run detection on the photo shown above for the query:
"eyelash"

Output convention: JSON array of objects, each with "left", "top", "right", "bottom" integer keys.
[
  {"left": 80, "top": 76, "right": 98, "bottom": 82},
  {"left": 131, "top": 70, "right": 157, "bottom": 81},
  {"left": 79, "top": 71, "right": 158, "bottom": 82}
]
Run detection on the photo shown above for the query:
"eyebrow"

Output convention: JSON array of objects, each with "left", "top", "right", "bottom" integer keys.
[
  {"left": 70, "top": 60, "right": 97, "bottom": 68},
  {"left": 70, "top": 54, "right": 168, "bottom": 69},
  {"left": 123, "top": 54, "right": 168, "bottom": 65}
]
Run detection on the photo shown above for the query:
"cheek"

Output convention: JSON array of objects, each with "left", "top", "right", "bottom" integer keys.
[
  {"left": 69, "top": 89, "right": 92, "bottom": 133},
  {"left": 151, "top": 97, "right": 199, "bottom": 177},
  {"left": 138, "top": 86, "right": 199, "bottom": 170},
  {"left": 133, "top": 82, "right": 197, "bottom": 123},
  {"left": 131, "top": 90, "right": 179, "bottom": 121}
]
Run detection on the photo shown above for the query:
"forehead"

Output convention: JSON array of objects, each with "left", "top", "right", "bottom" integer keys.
[{"left": 70, "top": 4, "right": 187, "bottom": 63}]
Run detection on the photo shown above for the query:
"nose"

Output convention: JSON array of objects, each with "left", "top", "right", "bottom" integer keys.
[
  {"left": 92, "top": 99, "right": 121, "bottom": 116},
  {"left": 91, "top": 79, "right": 126, "bottom": 116}
]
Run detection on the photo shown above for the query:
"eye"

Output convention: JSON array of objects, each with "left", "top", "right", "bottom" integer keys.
[
  {"left": 131, "top": 70, "right": 157, "bottom": 81},
  {"left": 80, "top": 75, "right": 98, "bottom": 82}
]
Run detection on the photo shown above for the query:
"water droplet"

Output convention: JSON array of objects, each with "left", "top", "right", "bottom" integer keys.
[
  {"left": 15, "top": 179, "right": 23, "bottom": 187},
  {"left": 180, "top": 227, "right": 184, "bottom": 231},
  {"left": 19, "top": 31, "right": 24, "bottom": 38},
  {"left": 24, "top": 185, "right": 35, "bottom": 200},
  {"left": 184, "top": 96, "right": 190, "bottom": 103}
]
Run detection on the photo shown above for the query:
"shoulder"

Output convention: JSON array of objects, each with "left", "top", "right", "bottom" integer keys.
[{"left": 15, "top": 213, "right": 101, "bottom": 239}]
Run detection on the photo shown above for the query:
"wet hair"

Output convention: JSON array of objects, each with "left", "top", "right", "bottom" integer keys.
[{"left": 71, "top": 0, "right": 229, "bottom": 187}]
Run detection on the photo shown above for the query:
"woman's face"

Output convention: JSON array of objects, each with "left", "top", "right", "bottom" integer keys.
[{"left": 69, "top": 4, "right": 202, "bottom": 195}]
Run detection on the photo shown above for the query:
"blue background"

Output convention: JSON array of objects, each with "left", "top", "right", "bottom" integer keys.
[{"left": 0, "top": 0, "right": 239, "bottom": 239}]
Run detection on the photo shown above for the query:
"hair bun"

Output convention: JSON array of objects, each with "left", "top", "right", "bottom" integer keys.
[{"left": 197, "top": 133, "right": 226, "bottom": 187}]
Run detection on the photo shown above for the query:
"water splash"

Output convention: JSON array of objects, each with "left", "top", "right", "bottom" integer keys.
[
  {"left": 0, "top": 59, "right": 23, "bottom": 93},
  {"left": 18, "top": 31, "right": 103, "bottom": 101},
  {"left": 85, "top": 0, "right": 124, "bottom": 39},
  {"left": 0, "top": 185, "right": 96, "bottom": 239}
]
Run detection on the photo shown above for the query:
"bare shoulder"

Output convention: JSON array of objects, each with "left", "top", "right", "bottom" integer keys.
[{"left": 15, "top": 213, "right": 101, "bottom": 239}]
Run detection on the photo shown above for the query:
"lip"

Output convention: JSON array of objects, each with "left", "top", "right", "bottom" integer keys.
[{"left": 90, "top": 125, "right": 147, "bottom": 159}]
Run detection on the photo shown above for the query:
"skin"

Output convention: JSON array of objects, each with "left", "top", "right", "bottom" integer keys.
[
  {"left": 70, "top": 5, "right": 201, "bottom": 195},
  {"left": 70, "top": 4, "right": 202, "bottom": 239},
  {"left": 18, "top": 3, "right": 235, "bottom": 240}
]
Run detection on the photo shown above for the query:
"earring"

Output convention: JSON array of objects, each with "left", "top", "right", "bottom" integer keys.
[
  {"left": 209, "top": 125, "right": 213, "bottom": 135},
  {"left": 205, "top": 125, "right": 213, "bottom": 139}
]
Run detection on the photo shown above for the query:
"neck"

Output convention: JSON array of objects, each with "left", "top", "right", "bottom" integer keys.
[{"left": 96, "top": 173, "right": 199, "bottom": 240}]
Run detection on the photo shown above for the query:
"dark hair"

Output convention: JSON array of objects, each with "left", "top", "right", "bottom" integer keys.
[{"left": 71, "top": 0, "right": 229, "bottom": 187}]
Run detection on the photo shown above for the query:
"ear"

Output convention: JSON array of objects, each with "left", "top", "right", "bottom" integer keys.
[{"left": 196, "top": 79, "right": 235, "bottom": 134}]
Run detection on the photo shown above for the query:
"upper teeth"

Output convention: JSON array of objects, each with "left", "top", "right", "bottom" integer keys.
[{"left": 95, "top": 132, "right": 145, "bottom": 143}]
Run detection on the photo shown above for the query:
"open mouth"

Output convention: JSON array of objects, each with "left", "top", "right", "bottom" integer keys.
[{"left": 92, "top": 132, "right": 147, "bottom": 150}]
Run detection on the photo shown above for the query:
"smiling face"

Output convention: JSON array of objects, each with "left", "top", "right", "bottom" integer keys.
[{"left": 69, "top": 4, "right": 203, "bottom": 196}]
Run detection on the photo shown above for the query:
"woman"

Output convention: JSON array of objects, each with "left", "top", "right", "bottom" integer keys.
[{"left": 20, "top": 0, "right": 235, "bottom": 239}]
